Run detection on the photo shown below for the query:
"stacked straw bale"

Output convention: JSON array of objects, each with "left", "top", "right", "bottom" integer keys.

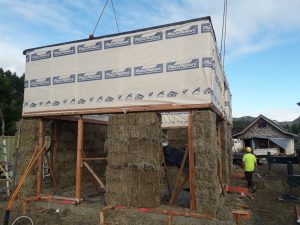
[
  {"left": 167, "top": 128, "right": 187, "bottom": 148},
  {"left": 192, "top": 110, "right": 220, "bottom": 217},
  {"left": 105, "top": 112, "right": 163, "bottom": 207},
  {"left": 15, "top": 119, "right": 39, "bottom": 200},
  {"left": 227, "top": 125, "right": 233, "bottom": 176},
  {"left": 55, "top": 121, "right": 77, "bottom": 189},
  {"left": 220, "top": 120, "right": 229, "bottom": 186}
]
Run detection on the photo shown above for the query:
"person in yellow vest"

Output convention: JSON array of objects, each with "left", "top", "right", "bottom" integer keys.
[{"left": 242, "top": 147, "right": 258, "bottom": 192}]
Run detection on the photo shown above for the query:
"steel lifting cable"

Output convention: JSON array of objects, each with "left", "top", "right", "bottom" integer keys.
[
  {"left": 111, "top": 0, "right": 120, "bottom": 33},
  {"left": 222, "top": 0, "right": 228, "bottom": 67},
  {"left": 91, "top": 0, "right": 110, "bottom": 36},
  {"left": 220, "top": 0, "right": 228, "bottom": 66},
  {"left": 91, "top": 0, "right": 120, "bottom": 36}
]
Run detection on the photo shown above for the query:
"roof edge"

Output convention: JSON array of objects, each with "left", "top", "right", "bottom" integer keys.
[
  {"left": 233, "top": 114, "right": 298, "bottom": 138},
  {"left": 23, "top": 16, "right": 212, "bottom": 55}
]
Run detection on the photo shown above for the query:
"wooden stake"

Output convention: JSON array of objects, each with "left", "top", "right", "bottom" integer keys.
[
  {"left": 169, "top": 149, "right": 188, "bottom": 205},
  {"left": 188, "top": 111, "right": 196, "bottom": 210},
  {"left": 37, "top": 118, "right": 44, "bottom": 196},
  {"left": 76, "top": 116, "right": 83, "bottom": 200}
]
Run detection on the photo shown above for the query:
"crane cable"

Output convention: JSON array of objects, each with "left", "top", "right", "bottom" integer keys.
[
  {"left": 220, "top": 0, "right": 228, "bottom": 67},
  {"left": 111, "top": 0, "right": 120, "bottom": 33},
  {"left": 220, "top": 0, "right": 228, "bottom": 112},
  {"left": 91, "top": 0, "right": 120, "bottom": 37}
]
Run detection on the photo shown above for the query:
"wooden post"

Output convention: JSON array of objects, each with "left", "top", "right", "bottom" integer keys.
[
  {"left": 51, "top": 122, "right": 57, "bottom": 192},
  {"left": 188, "top": 111, "right": 196, "bottom": 210},
  {"left": 76, "top": 116, "right": 83, "bottom": 200},
  {"left": 36, "top": 118, "right": 44, "bottom": 196}
]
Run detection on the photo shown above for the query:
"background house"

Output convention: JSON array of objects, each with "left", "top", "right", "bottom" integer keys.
[{"left": 233, "top": 115, "right": 297, "bottom": 156}]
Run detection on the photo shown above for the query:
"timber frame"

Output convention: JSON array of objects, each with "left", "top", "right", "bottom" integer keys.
[{"left": 22, "top": 103, "right": 229, "bottom": 219}]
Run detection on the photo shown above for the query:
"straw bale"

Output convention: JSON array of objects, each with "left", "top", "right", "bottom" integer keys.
[
  {"left": 135, "top": 112, "right": 160, "bottom": 125},
  {"left": 192, "top": 110, "right": 220, "bottom": 216},
  {"left": 106, "top": 112, "right": 163, "bottom": 208},
  {"left": 14, "top": 119, "right": 39, "bottom": 201},
  {"left": 167, "top": 128, "right": 188, "bottom": 148},
  {"left": 227, "top": 125, "right": 233, "bottom": 176}
]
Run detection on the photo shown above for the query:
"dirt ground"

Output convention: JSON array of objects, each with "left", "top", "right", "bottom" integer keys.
[
  {"left": 1, "top": 162, "right": 299, "bottom": 225},
  {"left": 230, "top": 162, "right": 300, "bottom": 225}
]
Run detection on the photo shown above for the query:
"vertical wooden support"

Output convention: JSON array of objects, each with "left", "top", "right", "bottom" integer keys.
[
  {"left": 217, "top": 121, "right": 223, "bottom": 183},
  {"left": 188, "top": 111, "right": 196, "bottom": 210},
  {"left": 51, "top": 122, "right": 57, "bottom": 192},
  {"left": 36, "top": 118, "right": 44, "bottom": 196},
  {"left": 76, "top": 116, "right": 83, "bottom": 200}
]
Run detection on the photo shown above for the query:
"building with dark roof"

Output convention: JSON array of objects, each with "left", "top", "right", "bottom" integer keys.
[{"left": 233, "top": 115, "right": 297, "bottom": 156}]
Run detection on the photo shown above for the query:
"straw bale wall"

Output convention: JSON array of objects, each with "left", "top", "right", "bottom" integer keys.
[
  {"left": 227, "top": 125, "right": 233, "bottom": 176},
  {"left": 220, "top": 120, "right": 229, "bottom": 186},
  {"left": 14, "top": 119, "right": 39, "bottom": 200},
  {"left": 192, "top": 110, "right": 221, "bottom": 217},
  {"left": 167, "top": 128, "right": 187, "bottom": 148},
  {"left": 105, "top": 112, "right": 163, "bottom": 208}
]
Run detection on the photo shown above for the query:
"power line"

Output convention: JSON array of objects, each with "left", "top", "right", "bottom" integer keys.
[
  {"left": 111, "top": 0, "right": 120, "bottom": 33},
  {"left": 91, "top": 0, "right": 110, "bottom": 36}
]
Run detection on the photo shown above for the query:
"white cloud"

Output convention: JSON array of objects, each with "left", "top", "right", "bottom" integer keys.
[
  {"left": 0, "top": 38, "right": 25, "bottom": 75},
  {"left": 233, "top": 106, "right": 300, "bottom": 122},
  {"left": 1, "top": 0, "right": 300, "bottom": 74}
]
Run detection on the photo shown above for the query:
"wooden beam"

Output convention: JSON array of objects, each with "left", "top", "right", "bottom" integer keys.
[
  {"left": 81, "top": 157, "right": 107, "bottom": 161},
  {"left": 83, "top": 161, "right": 106, "bottom": 190},
  {"left": 75, "top": 116, "right": 83, "bottom": 200},
  {"left": 44, "top": 116, "right": 108, "bottom": 125},
  {"left": 169, "top": 149, "right": 188, "bottom": 205},
  {"left": 160, "top": 144, "right": 172, "bottom": 199},
  {"left": 22, "top": 103, "right": 212, "bottom": 117},
  {"left": 36, "top": 118, "right": 44, "bottom": 196},
  {"left": 170, "top": 173, "right": 189, "bottom": 206},
  {"left": 188, "top": 111, "right": 196, "bottom": 210}
]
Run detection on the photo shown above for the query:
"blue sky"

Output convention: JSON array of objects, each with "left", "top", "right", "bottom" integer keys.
[{"left": 0, "top": 0, "right": 299, "bottom": 121}]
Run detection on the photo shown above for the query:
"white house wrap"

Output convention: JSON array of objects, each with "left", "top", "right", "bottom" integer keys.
[{"left": 23, "top": 17, "right": 231, "bottom": 122}]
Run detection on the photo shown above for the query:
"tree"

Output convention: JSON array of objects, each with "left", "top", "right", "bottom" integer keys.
[{"left": 0, "top": 68, "right": 24, "bottom": 135}]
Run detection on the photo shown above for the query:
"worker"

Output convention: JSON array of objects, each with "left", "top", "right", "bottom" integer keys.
[{"left": 242, "top": 147, "right": 258, "bottom": 192}]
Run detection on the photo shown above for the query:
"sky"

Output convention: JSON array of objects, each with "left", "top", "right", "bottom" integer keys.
[{"left": 0, "top": 0, "right": 299, "bottom": 121}]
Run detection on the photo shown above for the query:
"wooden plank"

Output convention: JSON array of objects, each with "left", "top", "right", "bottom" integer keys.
[
  {"left": 231, "top": 172, "right": 245, "bottom": 178},
  {"left": 36, "top": 118, "right": 44, "bottom": 196},
  {"left": 171, "top": 173, "right": 189, "bottom": 205},
  {"left": 45, "top": 116, "right": 108, "bottom": 125},
  {"left": 188, "top": 111, "right": 196, "bottom": 210},
  {"left": 83, "top": 161, "right": 106, "bottom": 190},
  {"left": 82, "top": 157, "right": 107, "bottom": 161},
  {"left": 75, "top": 116, "right": 83, "bottom": 200},
  {"left": 169, "top": 149, "right": 188, "bottom": 205},
  {"left": 22, "top": 103, "right": 212, "bottom": 117}
]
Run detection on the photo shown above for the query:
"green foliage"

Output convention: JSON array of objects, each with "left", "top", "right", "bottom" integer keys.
[{"left": 0, "top": 68, "right": 24, "bottom": 135}]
